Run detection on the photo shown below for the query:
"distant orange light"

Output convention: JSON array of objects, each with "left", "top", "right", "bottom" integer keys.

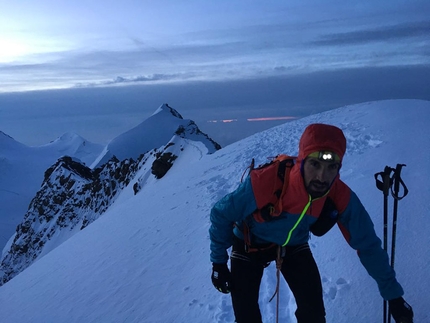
[
  {"left": 247, "top": 116, "right": 297, "bottom": 122},
  {"left": 207, "top": 116, "right": 297, "bottom": 123}
]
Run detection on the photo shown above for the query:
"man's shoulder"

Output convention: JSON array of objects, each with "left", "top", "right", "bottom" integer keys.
[
  {"left": 328, "top": 178, "right": 352, "bottom": 213},
  {"left": 333, "top": 177, "right": 350, "bottom": 190}
]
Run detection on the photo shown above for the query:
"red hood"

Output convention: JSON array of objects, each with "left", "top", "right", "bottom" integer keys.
[{"left": 298, "top": 123, "right": 346, "bottom": 162}]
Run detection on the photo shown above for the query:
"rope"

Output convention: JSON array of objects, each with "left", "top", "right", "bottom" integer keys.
[{"left": 269, "top": 245, "right": 284, "bottom": 323}]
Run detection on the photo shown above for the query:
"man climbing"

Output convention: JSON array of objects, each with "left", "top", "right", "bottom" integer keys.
[{"left": 209, "top": 123, "right": 413, "bottom": 323}]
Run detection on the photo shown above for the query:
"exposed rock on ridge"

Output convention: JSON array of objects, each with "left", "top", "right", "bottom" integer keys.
[{"left": 0, "top": 154, "right": 148, "bottom": 285}]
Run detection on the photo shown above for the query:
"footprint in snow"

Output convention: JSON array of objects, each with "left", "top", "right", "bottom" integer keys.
[
  {"left": 322, "top": 276, "right": 350, "bottom": 300},
  {"left": 213, "top": 298, "right": 235, "bottom": 323}
]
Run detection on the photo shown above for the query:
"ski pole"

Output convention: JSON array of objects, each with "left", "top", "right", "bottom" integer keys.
[
  {"left": 389, "top": 164, "right": 408, "bottom": 269},
  {"left": 387, "top": 164, "right": 408, "bottom": 322},
  {"left": 375, "top": 164, "right": 408, "bottom": 323},
  {"left": 375, "top": 166, "right": 394, "bottom": 323}
]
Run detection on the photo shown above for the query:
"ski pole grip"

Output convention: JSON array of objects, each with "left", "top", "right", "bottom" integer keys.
[
  {"left": 374, "top": 166, "right": 393, "bottom": 195},
  {"left": 391, "top": 164, "right": 408, "bottom": 200}
]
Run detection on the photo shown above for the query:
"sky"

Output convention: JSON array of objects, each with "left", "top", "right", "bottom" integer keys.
[
  {"left": 0, "top": 100, "right": 429, "bottom": 322},
  {"left": 1, "top": 0, "right": 429, "bottom": 91},
  {"left": 0, "top": 0, "right": 429, "bottom": 146}
]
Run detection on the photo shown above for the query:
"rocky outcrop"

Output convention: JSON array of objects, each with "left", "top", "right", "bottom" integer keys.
[{"left": 0, "top": 154, "right": 148, "bottom": 286}]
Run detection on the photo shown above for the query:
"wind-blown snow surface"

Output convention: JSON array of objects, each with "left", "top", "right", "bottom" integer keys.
[{"left": 0, "top": 100, "right": 428, "bottom": 322}]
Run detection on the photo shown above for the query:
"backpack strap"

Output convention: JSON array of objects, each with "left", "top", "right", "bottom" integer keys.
[
  {"left": 240, "top": 158, "right": 255, "bottom": 183},
  {"left": 250, "top": 156, "right": 295, "bottom": 222},
  {"left": 272, "top": 159, "right": 293, "bottom": 215},
  {"left": 241, "top": 220, "right": 277, "bottom": 253},
  {"left": 236, "top": 155, "right": 296, "bottom": 252}
]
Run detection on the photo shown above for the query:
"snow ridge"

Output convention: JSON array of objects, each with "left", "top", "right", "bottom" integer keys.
[{"left": 0, "top": 103, "right": 221, "bottom": 286}]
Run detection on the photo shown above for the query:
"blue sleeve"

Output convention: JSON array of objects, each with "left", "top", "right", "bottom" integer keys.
[
  {"left": 338, "top": 191, "right": 404, "bottom": 300},
  {"left": 209, "top": 176, "right": 258, "bottom": 263}
]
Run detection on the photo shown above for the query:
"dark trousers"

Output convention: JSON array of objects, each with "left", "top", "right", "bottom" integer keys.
[{"left": 230, "top": 237, "right": 326, "bottom": 323}]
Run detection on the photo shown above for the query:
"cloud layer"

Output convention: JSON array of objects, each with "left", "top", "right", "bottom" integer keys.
[
  {"left": 1, "top": 1, "right": 429, "bottom": 92},
  {"left": 1, "top": 64, "right": 429, "bottom": 147}
]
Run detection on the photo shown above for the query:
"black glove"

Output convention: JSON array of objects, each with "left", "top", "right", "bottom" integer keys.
[
  {"left": 389, "top": 297, "right": 414, "bottom": 323},
  {"left": 211, "top": 263, "right": 232, "bottom": 294}
]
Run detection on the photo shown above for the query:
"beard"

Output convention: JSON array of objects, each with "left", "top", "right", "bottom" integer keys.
[{"left": 306, "top": 180, "right": 330, "bottom": 198}]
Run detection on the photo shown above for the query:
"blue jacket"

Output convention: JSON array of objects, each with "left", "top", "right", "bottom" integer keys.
[{"left": 209, "top": 164, "right": 404, "bottom": 301}]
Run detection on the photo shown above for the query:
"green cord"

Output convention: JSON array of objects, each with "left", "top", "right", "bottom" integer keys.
[{"left": 282, "top": 196, "right": 311, "bottom": 247}]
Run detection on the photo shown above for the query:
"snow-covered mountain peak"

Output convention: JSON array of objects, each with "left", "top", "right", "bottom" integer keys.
[
  {"left": 36, "top": 134, "right": 103, "bottom": 167},
  {"left": 151, "top": 103, "right": 184, "bottom": 119},
  {"left": 50, "top": 132, "right": 84, "bottom": 144},
  {"left": 92, "top": 103, "right": 220, "bottom": 168}
]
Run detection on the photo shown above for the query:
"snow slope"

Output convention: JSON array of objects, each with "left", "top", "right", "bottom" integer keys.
[{"left": 0, "top": 100, "right": 428, "bottom": 323}]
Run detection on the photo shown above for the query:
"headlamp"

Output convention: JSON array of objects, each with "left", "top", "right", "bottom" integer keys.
[{"left": 308, "top": 151, "right": 340, "bottom": 162}]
